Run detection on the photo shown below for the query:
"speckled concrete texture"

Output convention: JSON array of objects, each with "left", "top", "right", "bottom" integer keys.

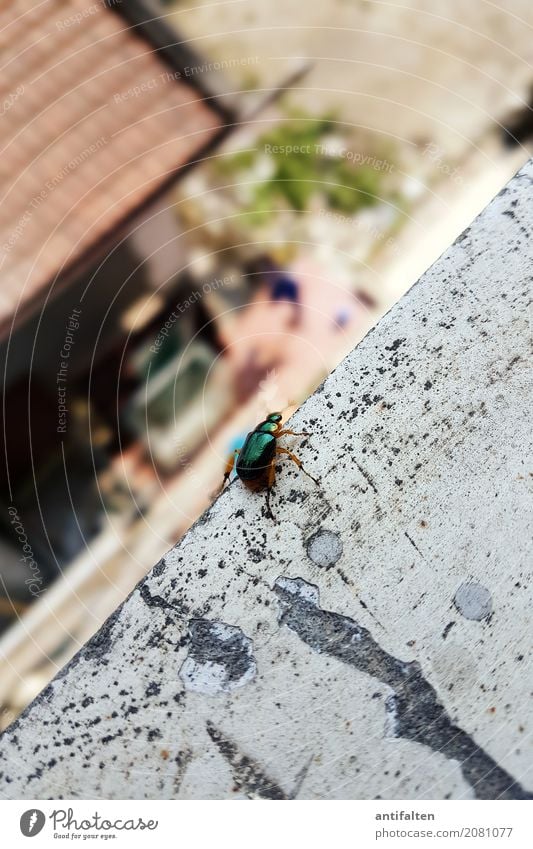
[{"left": 0, "top": 162, "right": 531, "bottom": 800}]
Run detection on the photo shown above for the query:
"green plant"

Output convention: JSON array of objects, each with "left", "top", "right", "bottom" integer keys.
[{"left": 216, "top": 112, "right": 392, "bottom": 220}]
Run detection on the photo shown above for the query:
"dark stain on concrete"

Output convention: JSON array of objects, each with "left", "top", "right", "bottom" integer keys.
[
  {"left": 81, "top": 606, "right": 124, "bottom": 665},
  {"left": 172, "top": 748, "right": 193, "bottom": 795},
  {"left": 442, "top": 621, "right": 455, "bottom": 640},
  {"left": 139, "top": 584, "right": 182, "bottom": 614},
  {"left": 273, "top": 576, "right": 531, "bottom": 800},
  {"left": 404, "top": 531, "right": 424, "bottom": 558},
  {"left": 152, "top": 557, "right": 167, "bottom": 578},
  {"left": 354, "top": 461, "right": 379, "bottom": 494},
  {"left": 206, "top": 721, "right": 288, "bottom": 799}
]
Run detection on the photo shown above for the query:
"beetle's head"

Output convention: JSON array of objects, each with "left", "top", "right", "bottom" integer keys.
[{"left": 267, "top": 412, "right": 282, "bottom": 423}]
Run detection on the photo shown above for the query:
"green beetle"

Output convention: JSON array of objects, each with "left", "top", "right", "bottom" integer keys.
[{"left": 219, "top": 412, "right": 319, "bottom": 518}]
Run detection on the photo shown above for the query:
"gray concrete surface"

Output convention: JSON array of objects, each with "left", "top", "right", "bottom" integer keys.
[{"left": 0, "top": 161, "right": 532, "bottom": 800}]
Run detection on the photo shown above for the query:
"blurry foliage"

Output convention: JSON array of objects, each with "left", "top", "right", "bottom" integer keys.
[{"left": 216, "top": 112, "right": 393, "bottom": 219}]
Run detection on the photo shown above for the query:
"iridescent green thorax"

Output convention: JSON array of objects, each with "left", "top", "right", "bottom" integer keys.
[
  {"left": 257, "top": 412, "right": 282, "bottom": 433},
  {"left": 257, "top": 421, "right": 278, "bottom": 433}
]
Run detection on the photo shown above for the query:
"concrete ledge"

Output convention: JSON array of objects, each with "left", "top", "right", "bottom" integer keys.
[{"left": 0, "top": 162, "right": 532, "bottom": 800}]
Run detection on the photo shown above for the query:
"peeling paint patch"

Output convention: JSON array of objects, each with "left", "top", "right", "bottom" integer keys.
[
  {"left": 275, "top": 576, "right": 320, "bottom": 606},
  {"left": 179, "top": 620, "right": 257, "bottom": 695},
  {"left": 453, "top": 582, "right": 492, "bottom": 621},
  {"left": 306, "top": 529, "right": 343, "bottom": 568},
  {"left": 273, "top": 576, "right": 531, "bottom": 800}
]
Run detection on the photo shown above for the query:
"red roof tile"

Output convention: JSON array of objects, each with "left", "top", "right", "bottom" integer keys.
[{"left": 0, "top": 0, "right": 223, "bottom": 335}]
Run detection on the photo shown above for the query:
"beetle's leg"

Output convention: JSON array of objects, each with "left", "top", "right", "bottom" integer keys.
[
  {"left": 276, "top": 446, "right": 320, "bottom": 485},
  {"left": 216, "top": 449, "right": 240, "bottom": 495},
  {"left": 276, "top": 428, "right": 310, "bottom": 438},
  {"left": 265, "top": 457, "right": 276, "bottom": 520}
]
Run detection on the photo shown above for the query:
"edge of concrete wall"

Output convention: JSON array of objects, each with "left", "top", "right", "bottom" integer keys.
[{"left": 0, "top": 162, "right": 532, "bottom": 800}]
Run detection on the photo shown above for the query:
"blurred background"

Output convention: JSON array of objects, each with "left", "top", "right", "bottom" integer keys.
[{"left": 0, "top": 0, "right": 532, "bottom": 727}]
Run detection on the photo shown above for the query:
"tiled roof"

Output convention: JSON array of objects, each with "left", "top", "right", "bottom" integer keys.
[{"left": 0, "top": 0, "right": 223, "bottom": 335}]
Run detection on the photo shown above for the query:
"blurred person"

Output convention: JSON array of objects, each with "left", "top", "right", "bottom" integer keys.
[{"left": 246, "top": 255, "right": 303, "bottom": 328}]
